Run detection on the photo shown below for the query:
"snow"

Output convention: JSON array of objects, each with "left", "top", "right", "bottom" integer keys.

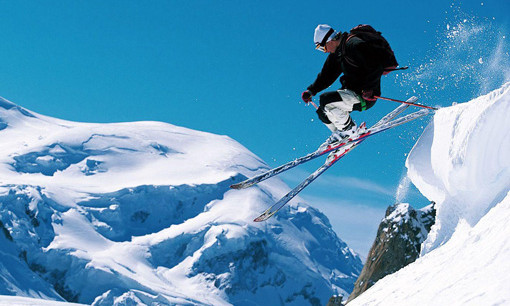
[
  {"left": 0, "top": 96, "right": 362, "bottom": 305},
  {"left": 0, "top": 295, "right": 84, "bottom": 305},
  {"left": 349, "top": 83, "right": 510, "bottom": 305},
  {"left": 5, "top": 78, "right": 508, "bottom": 306},
  {"left": 408, "top": 82, "right": 510, "bottom": 252}
]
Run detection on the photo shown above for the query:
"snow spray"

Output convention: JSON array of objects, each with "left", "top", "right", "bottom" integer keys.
[{"left": 395, "top": 173, "right": 411, "bottom": 204}]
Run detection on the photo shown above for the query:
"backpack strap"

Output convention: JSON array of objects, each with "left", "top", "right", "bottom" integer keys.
[{"left": 339, "top": 33, "right": 361, "bottom": 68}]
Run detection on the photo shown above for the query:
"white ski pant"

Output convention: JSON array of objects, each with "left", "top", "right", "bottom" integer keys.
[{"left": 319, "top": 89, "right": 361, "bottom": 132}]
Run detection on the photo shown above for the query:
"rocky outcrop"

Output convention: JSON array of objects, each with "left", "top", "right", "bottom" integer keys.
[
  {"left": 347, "top": 202, "right": 435, "bottom": 303},
  {"left": 327, "top": 295, "right": 343, "bottom": 306}
]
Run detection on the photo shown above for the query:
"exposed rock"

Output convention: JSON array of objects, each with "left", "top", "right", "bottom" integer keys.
[
  {"left": 346, "top": 202, "right": 435, "bottom": 303},
  {"left": 327, "top": 295, "right": 344, "bottom": 306}
]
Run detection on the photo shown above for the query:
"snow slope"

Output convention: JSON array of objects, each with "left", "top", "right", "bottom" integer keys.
[
  {"left": 0, "top": 296, "right": 84, "bottom": 306},
  {"left": 349, "top": 83, "right": 510, "bottom": 305},
  {"left": 0, "top": 97, "right": 362, "bottom": 305}
]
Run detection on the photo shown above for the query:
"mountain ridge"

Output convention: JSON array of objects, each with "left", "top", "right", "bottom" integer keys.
[{"left": 0, "top": 96, "right": 363, "bottom": 305}]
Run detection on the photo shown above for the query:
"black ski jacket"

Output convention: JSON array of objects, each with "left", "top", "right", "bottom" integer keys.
[{"left": 307, "top": 32, "right": 398, "bottom": 101}]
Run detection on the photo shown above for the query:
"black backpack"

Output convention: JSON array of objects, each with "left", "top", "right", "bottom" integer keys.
[{"left": 341, "top": 24, "right": 397, "bottom": 69}]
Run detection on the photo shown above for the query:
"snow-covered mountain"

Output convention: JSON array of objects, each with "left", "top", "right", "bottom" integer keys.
[
  {"left": 0, "top": 97, "right": 362, "bottom": 305},
  {"left": 349, "top": 83, "right": 510, "bottom": 305}
]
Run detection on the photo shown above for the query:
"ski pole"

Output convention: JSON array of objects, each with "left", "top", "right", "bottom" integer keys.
[
  {"left": 384, "top": 66, "right": 409, "bottom": 72},
  {"left": 375, "top": 96, "right": 438, "bottom": 110}
]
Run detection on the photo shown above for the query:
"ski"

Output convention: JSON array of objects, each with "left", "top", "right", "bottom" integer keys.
[
  {"left": 231, "top": 97, "right": 418, "bottom": 190},
  {"left": 254, "top": 142, "right": 357, "bottom": 222},
  {"left": 253, "top": 107, "right": 430, "bottom": 222}
]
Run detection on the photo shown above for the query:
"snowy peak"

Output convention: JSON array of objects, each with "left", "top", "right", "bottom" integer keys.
[
  {"left": 407, "top": 82, "right": 510, "bottom": 252},
  {"left": 0, "top": 97, "right": 363, "bottom": 305},
  {"left": 349, "top": 83, "right": 510, "bottom": 305},
  {"left": 383, "top": 203, "right": 435, "bottom": 239},
  {"left": 0, "top": 97, "right": 37, "bottom": 119},
  {"left": 0, "top": 96, "right": 265, "bottom": 194}
]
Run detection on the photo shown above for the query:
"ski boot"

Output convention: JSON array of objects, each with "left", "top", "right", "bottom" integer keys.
[
  {"left": 319, "top": 119, "right": 365, "bottom": 150},
  {"left": 318, "top": 130, "right": 344, "bottom": 151},
  {"left": 336, "top": 119, "right": 361, "bottom": 139}
]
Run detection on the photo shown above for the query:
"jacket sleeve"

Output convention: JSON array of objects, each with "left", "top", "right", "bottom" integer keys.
[{"left": 307, "top": 53, "right": 343, "bottom": 95}]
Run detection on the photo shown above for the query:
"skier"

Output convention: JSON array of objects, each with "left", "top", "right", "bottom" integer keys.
[{"left": 301, "top": 24, "right": 399, "bottom": 142}]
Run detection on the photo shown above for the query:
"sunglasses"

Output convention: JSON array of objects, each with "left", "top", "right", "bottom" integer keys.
[{"left": 315, "top": 42, "right": 326, "bottom": 52}]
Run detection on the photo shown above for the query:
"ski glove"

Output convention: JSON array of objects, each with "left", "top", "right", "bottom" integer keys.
[
  {"left": 301, "top": 90, "right": 314, "bottom": 103},
  {"left": 383, "top": 65, "right": 398, "bottom": 75}
]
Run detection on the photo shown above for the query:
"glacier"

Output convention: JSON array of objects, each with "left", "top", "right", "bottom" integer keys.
[
  {"left": 349, "top": 83, "right": 510, "bottom": 305},
  {"left": 0, "top": 96, "right": 362, "bottom": 305}
]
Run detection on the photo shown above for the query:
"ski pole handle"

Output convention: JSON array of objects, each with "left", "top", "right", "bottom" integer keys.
[
  {"left": 302, "top": 99, "right": 319, "bottom": 110},
  {"left": 375, "top": 96, "right": 438, "bottom": 110}
]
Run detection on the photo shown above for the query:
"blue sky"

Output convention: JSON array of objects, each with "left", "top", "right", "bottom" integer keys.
[{"left": 1, "top": 0, "right": 509, "bottom": 256}]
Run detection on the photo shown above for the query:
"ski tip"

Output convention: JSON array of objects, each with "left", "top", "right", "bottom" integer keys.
[
  {"left": 253, "top": 212, "right": 272, "bottom": 222},
  {"left": 408, "top": 96, "right": 419, "bottom": 103},
  {"left": 230, "top": 183, "right": 242, "bottom": 189}
]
